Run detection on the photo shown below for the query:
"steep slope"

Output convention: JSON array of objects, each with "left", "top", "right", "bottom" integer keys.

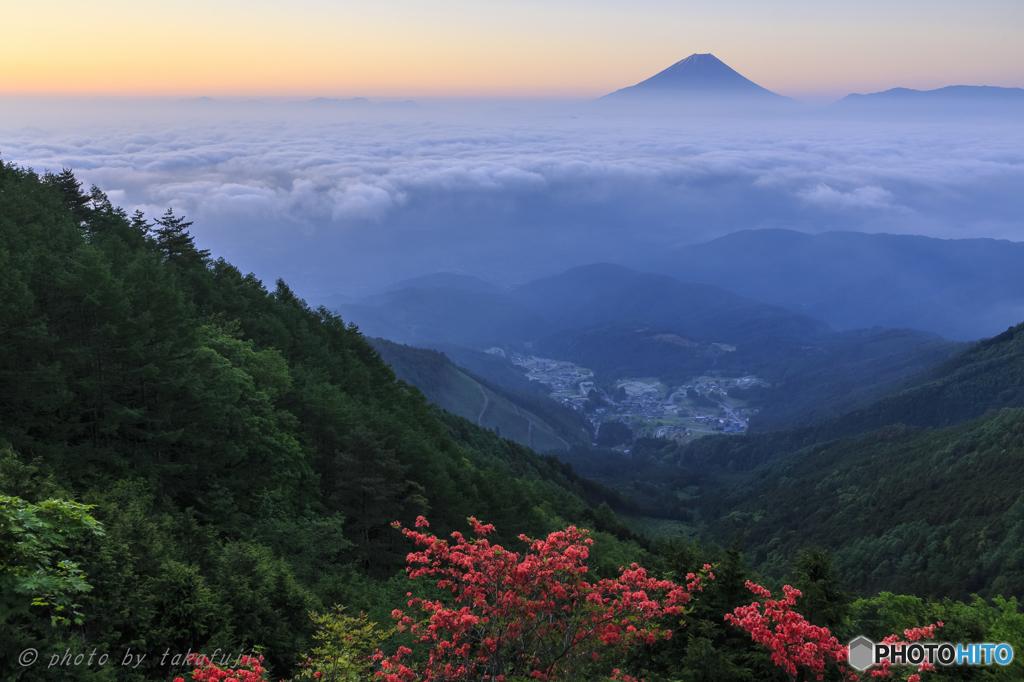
[
  {"left": 701, "top": 408, "right": 1024, "bottom": 600},
  {"left": 671, "top": 320, "right": 1024, "bottom": 472},
  {"left": 609, "top": 321, "right": 1024, "bottom": 598},
  {"left": 414, "top": 342, "right": 537, "bottom": 391},
  {"left": 371, "top": 338, "right": 593, "bottom": 451},
  {"left": 811, "top": 321, "right": 1024, "bottom": 437},
  {"left": 661, "top": 317, "right": 1024, "bottom": 498}
]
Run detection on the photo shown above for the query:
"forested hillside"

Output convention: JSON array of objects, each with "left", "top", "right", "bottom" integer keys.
[
  {"left": 0, "top": 160, "right": 645, "bottom": 680},
  {"left": 701, "top": 409, "right": 1024, "bottom": 601},
  {"left": 811, "top": 322, "right": 1024, "bottom": 436}
]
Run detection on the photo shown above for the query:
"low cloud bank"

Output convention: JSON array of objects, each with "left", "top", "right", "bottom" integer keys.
[{"left": 2, "top": 101, "right": 1021, "bottom": 301}]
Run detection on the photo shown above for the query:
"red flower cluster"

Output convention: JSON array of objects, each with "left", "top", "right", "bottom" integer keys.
[
  {"left": 868, "top": 623, "right": 944, "bottom": 682},
  {"left": 727, "top": 581, "right": 944, "bottom": 682},
  {"left": 378, "top": 516, "right": 712, "bottom": 682},
  {"left": 725, "top": 581, "right": 855, "bottom": 682},
  {"left": 174, "top": 653, "right": 275, "bottom": 682}
]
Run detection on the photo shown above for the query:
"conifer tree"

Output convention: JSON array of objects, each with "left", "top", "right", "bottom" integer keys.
[
  {"left": 44, "top": 167, "right": 92, "bottom": 224},
  {"left": 152, "top": 208, "right": 210, "bottom": 265},
  {"left": 129, "top": 209, "right": 153, "bottom": 241},
  {"left": 87, "top": 184, "right": 113, "bottom": 213},
  {"left": 790, "top": 546, "right": 852, "bottom": 635},
  {"left": 329, "top": 427, "right": 428, "bottom": 574}
]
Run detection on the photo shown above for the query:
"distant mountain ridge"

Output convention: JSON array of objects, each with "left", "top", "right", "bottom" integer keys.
[
  {"left": 385, "top": 272, "right": 504, "bottom": 296},
  {"left": 173, "top": 96, "right": 422, "bottom": 109},
  {"left": 336, "top": 263, "right": 958, "bottom": 431},
  {"left": 336, "top": 287, "right": 551, "bottom": 348},
  {"left": 835, "top": 84, "right": 1024, "bottom": 109},
  {"left": 512, "top": 264, "right": 829, "bottom": 340},
  {"left": 302, "top": 96, "right": 372, "bottom": 107},
  {"left": 338, "top": 264, "right": 829, "bottom": 350},
  {"left": 656, "top": 229, "right": 1024, "bottom": 341}
]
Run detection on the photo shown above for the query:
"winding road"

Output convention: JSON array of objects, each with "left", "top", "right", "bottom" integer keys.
[{"left": 476, "top": 384, "right": 490, "bottom": 426}]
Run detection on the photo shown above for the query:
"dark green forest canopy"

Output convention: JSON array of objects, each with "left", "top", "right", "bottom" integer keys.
[{"left": 700, "top": 408, "right": 1024, "bottom": 602}]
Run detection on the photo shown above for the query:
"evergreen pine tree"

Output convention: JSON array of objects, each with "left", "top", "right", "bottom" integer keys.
[
  {"left": 329, "top": 427, "right": 428, "bottom": 574},
  {"left": 44, "top": 167, "right": 92, "bottom": 224},
  {"left": 87, "top": 184, "right": 113, "bottom": 213},
  {"left": 791, "top": 545, "right": 853, "bottom": 635},
  {"left": 152, "top": 208, "right": 210, "bottom": 265},
  {"left": 130, "top": 209, "right": 152, "bottom": 238}
]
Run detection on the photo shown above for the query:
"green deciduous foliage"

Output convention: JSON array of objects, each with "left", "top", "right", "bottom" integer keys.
[
  {"left": 293, "top": 607, "right": 392, "bottom": 682},
  {"left": 0, "top": 495, "right": 104, "bottom": 626}
]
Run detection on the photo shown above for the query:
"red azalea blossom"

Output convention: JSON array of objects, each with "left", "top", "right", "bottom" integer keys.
[
  {"left": 378, "top": 517, "right": 712, "bottom": 681},
  {"left": 726, "top": 582, "right": 856, "bottom": 681},
  {"left": 727, "top": 581, "right": 944, "bottom": 682},
  {"left": 185, "top": 653, "right": 271, "bottom": 682}
]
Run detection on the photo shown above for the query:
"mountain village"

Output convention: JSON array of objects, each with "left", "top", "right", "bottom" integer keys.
[{"left": 504, "top": 352, "right": 755, "bottom": 444}]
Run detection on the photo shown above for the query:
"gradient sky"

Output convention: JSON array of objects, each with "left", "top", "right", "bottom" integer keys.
[{"left": 4, "top": 0, "right": 1023, "bottom": 101}]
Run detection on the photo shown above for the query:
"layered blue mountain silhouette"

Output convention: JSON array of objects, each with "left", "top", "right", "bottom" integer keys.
[
  {"left": 833, "top": 85, "right": 1024, "bottom": 114},
  {"left": 600, "top": 53, "right": 793, "bottom": 104}
]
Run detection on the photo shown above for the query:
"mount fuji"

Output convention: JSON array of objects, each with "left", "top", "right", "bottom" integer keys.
[{"left": 599, "top": 53, "right": 793, "bottom": 104}]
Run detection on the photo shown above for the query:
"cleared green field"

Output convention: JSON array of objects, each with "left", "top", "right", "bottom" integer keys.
[
  {"left": 620, "top": 515, "right": 692, "bottom": 540},
  {"left": 429, "top": 366, "right": 487, "bottom": 418},
  {"left": 372, "top": 339, "right": 574, "bottom": 452},
  {"left": 479, "top": 387, "right": 569, "bottom": 452}
]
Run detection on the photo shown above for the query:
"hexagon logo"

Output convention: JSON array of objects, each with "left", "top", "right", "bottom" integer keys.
[{"left": 848, "top": 636, "right": 875, "bottom": 671}]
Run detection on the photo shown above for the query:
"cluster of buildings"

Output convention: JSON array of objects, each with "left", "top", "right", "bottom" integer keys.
[{"left": 510, "top": 353, "right": 756, "bottom": 443}]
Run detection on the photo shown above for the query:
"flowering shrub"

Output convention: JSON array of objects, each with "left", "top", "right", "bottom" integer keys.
[
  {"left": 726, "top": 581, "right": 854, "bottom": 681},
  {"left": 378, "top": 516, "right": 713, "bottom": 682},
  {"left": 867, "top": 623, "right": 944, "bottom": 682},
  {"left": 175, "top": 653, "right": 274, "bottom": 682},
  {"left": 726, "top": 580, "right": 943, "bottom": 682}
]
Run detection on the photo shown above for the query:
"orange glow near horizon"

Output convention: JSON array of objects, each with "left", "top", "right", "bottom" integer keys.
[{"left": 4, "top": 1, "right": 1023, "bottom": 100}]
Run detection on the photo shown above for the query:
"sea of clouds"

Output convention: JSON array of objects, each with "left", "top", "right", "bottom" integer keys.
[{"left": 1, "top": 99, "right": 1022, "bottom": 303}]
